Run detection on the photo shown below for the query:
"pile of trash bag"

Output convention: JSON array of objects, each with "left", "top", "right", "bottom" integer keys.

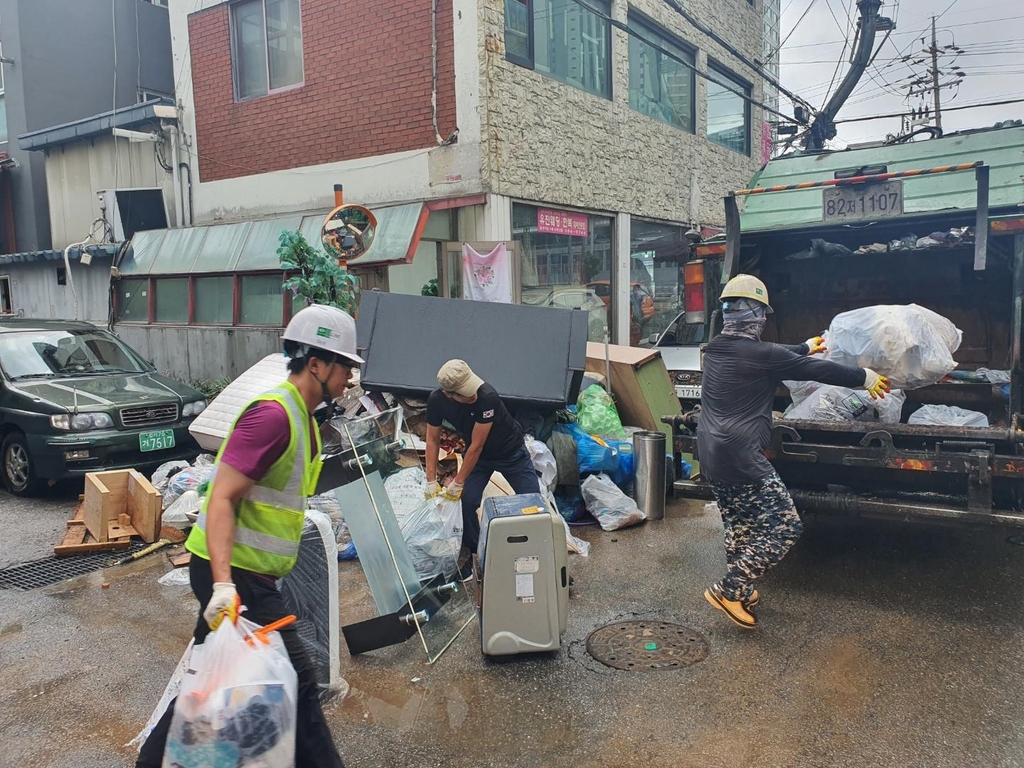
[
  {"left": 825, "top": 304, "right": 962, "bottom": 389},
  {"left": 785, "top": 385, "right": 906, "bottom": 425},
  {"left": 908, "top": 404, "right": 989, "bottom": 428}
]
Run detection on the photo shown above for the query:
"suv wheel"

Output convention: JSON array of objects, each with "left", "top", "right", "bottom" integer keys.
[{"left": 2, "top": 433, "right": 44, "bottom": 497}]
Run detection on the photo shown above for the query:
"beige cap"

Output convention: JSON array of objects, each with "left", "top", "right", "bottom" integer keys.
[{"left": 437, "top": 359, "right": 484, "bottom": 397}]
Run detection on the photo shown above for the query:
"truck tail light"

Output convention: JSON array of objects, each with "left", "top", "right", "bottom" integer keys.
[{"left": 684, "top": 262, "right": 705, "bottom": 314}]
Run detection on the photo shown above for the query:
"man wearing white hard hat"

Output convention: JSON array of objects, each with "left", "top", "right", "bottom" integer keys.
[
  {"left": 698, "top": 275, "right": 890, "bottom": 630},
  {"left": 137, "top": 304, "right": 354, "bottom": 767},
  {"left": 424, "top": 359, "right": 540, "bottom": 577}
]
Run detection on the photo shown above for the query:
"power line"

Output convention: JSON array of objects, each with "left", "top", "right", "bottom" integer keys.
[
  {"left": 835, "top": 96, "right": 1024, "bottom": 123},
  {"left": 766, "top": 0, "right": 820, "bottom": 64}
]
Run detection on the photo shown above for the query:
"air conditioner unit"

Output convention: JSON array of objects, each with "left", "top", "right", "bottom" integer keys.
[{"left": 98, "top": 188, "right": 170, "bottom": 241}]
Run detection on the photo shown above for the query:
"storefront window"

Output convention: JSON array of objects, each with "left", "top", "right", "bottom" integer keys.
[
  {"left": 629, "top": 220, "right": 687, "bottom": 346},
  {"left": 389, "top": 240, "right": 440, "bottom": 296},
  {"left": 514, "top": 203, "right": 613, "bottom": 342}
]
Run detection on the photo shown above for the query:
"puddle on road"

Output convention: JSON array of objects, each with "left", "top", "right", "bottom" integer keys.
[{"left": 0, "top": 621, "right": 22, "bottom": 637}]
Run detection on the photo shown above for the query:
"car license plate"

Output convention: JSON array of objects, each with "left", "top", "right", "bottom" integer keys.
[
  {"left": 139, "top": 429, "right": 175, "bottom": 452},
  {"left": 822, "top": 180, "right": 903, "bottom": 223},
  {"left": 675, "top": 385, "right": 702, "bottom": 400}
]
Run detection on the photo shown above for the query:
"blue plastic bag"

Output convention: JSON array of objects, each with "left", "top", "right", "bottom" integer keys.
[
  {"left": 553, "top": 423, "right": 620, "bottom": 476},
  {"left": 553, "top": 494, "right": 591, "bottom": 524}
]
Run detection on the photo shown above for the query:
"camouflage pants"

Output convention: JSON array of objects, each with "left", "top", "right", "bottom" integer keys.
[{"left": 708, "top": 471, "right": 804, "bottom": 602}]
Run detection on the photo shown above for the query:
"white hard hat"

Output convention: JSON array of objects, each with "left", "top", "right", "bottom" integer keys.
[{"left": 282, "top": 304, "right": 364, "bottom": 366}]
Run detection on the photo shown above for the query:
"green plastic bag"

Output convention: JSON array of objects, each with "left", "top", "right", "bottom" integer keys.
[{"left": 576, "top": 385, "right": 626, "bottom": 440}]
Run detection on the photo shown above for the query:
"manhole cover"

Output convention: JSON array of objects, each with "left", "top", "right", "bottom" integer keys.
[
  {"left": 586, "top": 621, "right": 709, "bottom": 671},
  {"left": 0, "top": 541, "right": 147, "bottom": 591}
]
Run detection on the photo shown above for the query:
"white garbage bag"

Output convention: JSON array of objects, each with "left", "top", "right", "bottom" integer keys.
[
  {"left": 384, "top": 466, "right": 429, "bottom": 522},
  {"left": 399, "top": 498, "right": 463, "bottom": 580},
  {"left": 825, "top": 304, "right": 962, "bottom": 389},
  {"left": 163, "top": 617, "right": 298, "bottom": 768},
  {"left": 908, "top": 404, "right": 989, "bottom": 428},
  {"left": 525, "top": 435, "right": 558, "bottom": 492},
  {"left": 580, "top": 473, "right": 646, "bottom": 532},
  {"left": 785, "top": 385, "right": 905, "bottom": 424}
]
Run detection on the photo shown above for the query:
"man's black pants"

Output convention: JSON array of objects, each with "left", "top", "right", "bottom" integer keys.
[
  {"left": 461, "top": 445, "right": 542, "bottom": 554},
  {"left": 136, "top": 556, "right": 344, "bottom": 768}
]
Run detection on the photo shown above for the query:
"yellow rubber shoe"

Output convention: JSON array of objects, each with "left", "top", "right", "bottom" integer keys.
[{"left": 704, "top": 583, "right": 757, "bottom": 629}]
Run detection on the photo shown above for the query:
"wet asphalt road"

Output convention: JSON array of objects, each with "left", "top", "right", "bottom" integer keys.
[{"left": 1, "top": 490, "right": 1024, "bottom": 767}]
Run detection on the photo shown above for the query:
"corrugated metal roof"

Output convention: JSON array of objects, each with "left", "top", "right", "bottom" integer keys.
[
  {"left": 18, "top": 99, "right": 176, "bottom": 152},
  {"left": 120, "top": 202, "right": 429, "bottom": 276},
  {"left": 739, "top": 125, "right": 1024, "bottom": 233},
  {"left": 0, "top": 244, "right": 119, "bottom": 266}
]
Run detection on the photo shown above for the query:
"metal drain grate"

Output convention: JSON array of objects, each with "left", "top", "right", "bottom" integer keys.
[
  {"left": 586, "top": 620, "right": 709, "bottom": 671},
  {"left": 0, "top": 542, "right": 148, "bottom": 591}
]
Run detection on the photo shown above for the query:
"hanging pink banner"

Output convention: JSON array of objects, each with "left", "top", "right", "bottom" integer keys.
[{"left": 537, "top": 208, "right": 589, "bottom": 237}]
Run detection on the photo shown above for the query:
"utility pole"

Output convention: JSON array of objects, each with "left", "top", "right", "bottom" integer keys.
[{"left": 930, "top": 15, "right": 943, "bottom": 131}]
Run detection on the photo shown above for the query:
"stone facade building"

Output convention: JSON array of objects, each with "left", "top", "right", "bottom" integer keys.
[{"left": 130, "top": 0, "right": 767, "bottom": 377}]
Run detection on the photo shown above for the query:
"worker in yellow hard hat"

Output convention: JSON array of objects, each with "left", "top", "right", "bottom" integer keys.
[{"left": 697, "top": 274, "right": 890, "bottom": 629}]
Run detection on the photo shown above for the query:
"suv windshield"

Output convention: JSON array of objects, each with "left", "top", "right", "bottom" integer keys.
[{"left": 0, "top": 329, "right": 148, "bottom": 380}]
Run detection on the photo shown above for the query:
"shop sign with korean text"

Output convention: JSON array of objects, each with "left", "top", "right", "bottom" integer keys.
[{"left": 537, "top": 208, "right": 589, "bottom": 237}]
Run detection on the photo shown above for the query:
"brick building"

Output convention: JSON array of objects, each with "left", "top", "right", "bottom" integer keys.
[{"left": 118, "top": 0, "right": 767, "bottom": 377}]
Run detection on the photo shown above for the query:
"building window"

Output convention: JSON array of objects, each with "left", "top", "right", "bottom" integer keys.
[
  {"left": 706, "top": 64, "right": 751, "bottom": 155},
  {"left": 230, "top": 0, "right": 304, "bottom": 101},
  {"left": 116, "top": 279, "right": 149, "bottom": 321},
  {"left": 240, "top": 274, "right": 284, "bottom": 325},
  {"left": 513, "top": 203, "right": 614, "bottom": 343},
  {"left": 0, "top": 45, "right": 8, "bottom": 143},
  {"left": 628, "top": 220, "right": 690, "bottom": 347},
  {"left": 503, "top": 0, "right": 612, "bottom": 99},
  {"left": 0, "top": 276, "right": 11, "bottom": 314},
  {"left": 628, "top": 14, "right": 696, "bottom": 133},
  {"left": 194, "top": 277, "right": 234, "bottom": 324},
  {"left": 154, "top": 278, "right": 189, "bottom": 324}
]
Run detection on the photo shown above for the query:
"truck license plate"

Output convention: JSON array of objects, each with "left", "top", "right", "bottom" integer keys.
[
  {"left": 822, "top": 180, "right": 903, "bottom": 223},
  {"left": 139, "top": 429, "right": 175, "bottom": 452},
  {"left": 675, "top": 385, "right": 702, "bottom": 400}
]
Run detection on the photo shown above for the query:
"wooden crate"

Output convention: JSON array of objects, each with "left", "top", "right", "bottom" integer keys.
[
  {"left": 83, "top": 469, "right": 162, "bottom": 544},
  {"left": 54, "top": 498, "right": 132, "bottom": 557},
  {"left": 584, "top": 342, "right": 682, "bottom": 440}
]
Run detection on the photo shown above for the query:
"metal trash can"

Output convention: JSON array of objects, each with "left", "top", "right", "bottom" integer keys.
[{"left": 633, "top": 431, "right": 667, "bottom": 521}]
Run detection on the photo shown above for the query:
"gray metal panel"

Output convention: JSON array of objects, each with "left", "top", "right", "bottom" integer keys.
[{"left": 356, "top": 293, "right": 588, "bottom": 406}]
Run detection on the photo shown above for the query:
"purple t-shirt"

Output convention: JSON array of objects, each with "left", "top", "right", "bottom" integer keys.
[{"left": 220, "top": 401, "right": 317, "bottom": 482}]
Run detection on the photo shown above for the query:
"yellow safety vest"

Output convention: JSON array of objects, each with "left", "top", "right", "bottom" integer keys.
[{"left": 186, "top": 381, "right": 323, "bottom": 578}]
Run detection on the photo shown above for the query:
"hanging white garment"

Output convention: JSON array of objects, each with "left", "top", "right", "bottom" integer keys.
[{"left": 462, "top": 243, "right": 512, "bottom": 303}]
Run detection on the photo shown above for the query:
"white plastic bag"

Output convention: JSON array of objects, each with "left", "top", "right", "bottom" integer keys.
[
  {"left": 581, "top": 473, "right": 646, "bottom": 532},
  {"left": 129, "top": 640, "right": 195, "bottom": 750},
  {"left": 825, "top": 304, "right": 962, "bottom": 389},
  {"left": 163, "top": 490, "right": 201, "bottom": 528},
  {"left": 384, "top": 466, "right": 429, "bottom": 521},
  {"left": 399, "top": 498, "right": 463, "bottom": 580},
  {"left": 908, "top": 404, "right": 989, "bottom": 428},
  {"left": 151, "top": 461, "right": 190, "bottom": 493},
  {"left": 785, "top": 385, "right": 905, "bottom": 425},
  {"left": 158, "top": 568, "right": 191, "bottom": 586},
  {"left": 163, "top": 617, "right": 298, "bottom": 768},
  {"left": 525, "top": 435, "right": 558, "bottom": 492}
]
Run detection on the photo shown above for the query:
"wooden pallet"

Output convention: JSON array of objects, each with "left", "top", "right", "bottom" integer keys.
[{"left": 53, "top": 497, "right": 132, "bottom": 557}]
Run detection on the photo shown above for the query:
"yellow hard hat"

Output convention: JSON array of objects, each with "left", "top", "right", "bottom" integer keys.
[{"left": 720, "top": 274, "right": 772, "bottom": 311}]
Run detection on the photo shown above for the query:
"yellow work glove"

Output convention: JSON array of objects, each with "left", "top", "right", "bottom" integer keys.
[
  {"left": 204, "top": 582, "right": 240, "bottom": 630},
  {"left": 804, "top": 336, "right": 827, "bottom": 355},
  {"left": 425, "top": 480, "right": 440, "bottom": 499},
  {"left": 443, "top": 481, "right": 464, "bottom": 501},
  {"left": 863, "top": 368, "right": 892, "bottom": 400}
]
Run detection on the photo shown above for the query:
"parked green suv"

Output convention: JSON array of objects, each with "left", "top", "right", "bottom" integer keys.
[{"left": 0, "top": 319, "right": 206, "bottom": 496}]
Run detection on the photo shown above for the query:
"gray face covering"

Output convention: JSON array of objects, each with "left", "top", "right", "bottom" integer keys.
[{"left": 721, "top": 299, "right": 768, "bottom": 340}]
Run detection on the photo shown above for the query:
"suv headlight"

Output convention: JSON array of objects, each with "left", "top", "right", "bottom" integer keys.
[
  {"left": 51, "top": 413, "right": 115, "bottom": 431},
  {"left": 182, "top": 400, "right": 207, "bottom": 418}
]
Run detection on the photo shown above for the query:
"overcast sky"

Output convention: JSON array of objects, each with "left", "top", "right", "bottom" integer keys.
[{"left": 778, "top": 0, "right": 1024, "bottom": 147}]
